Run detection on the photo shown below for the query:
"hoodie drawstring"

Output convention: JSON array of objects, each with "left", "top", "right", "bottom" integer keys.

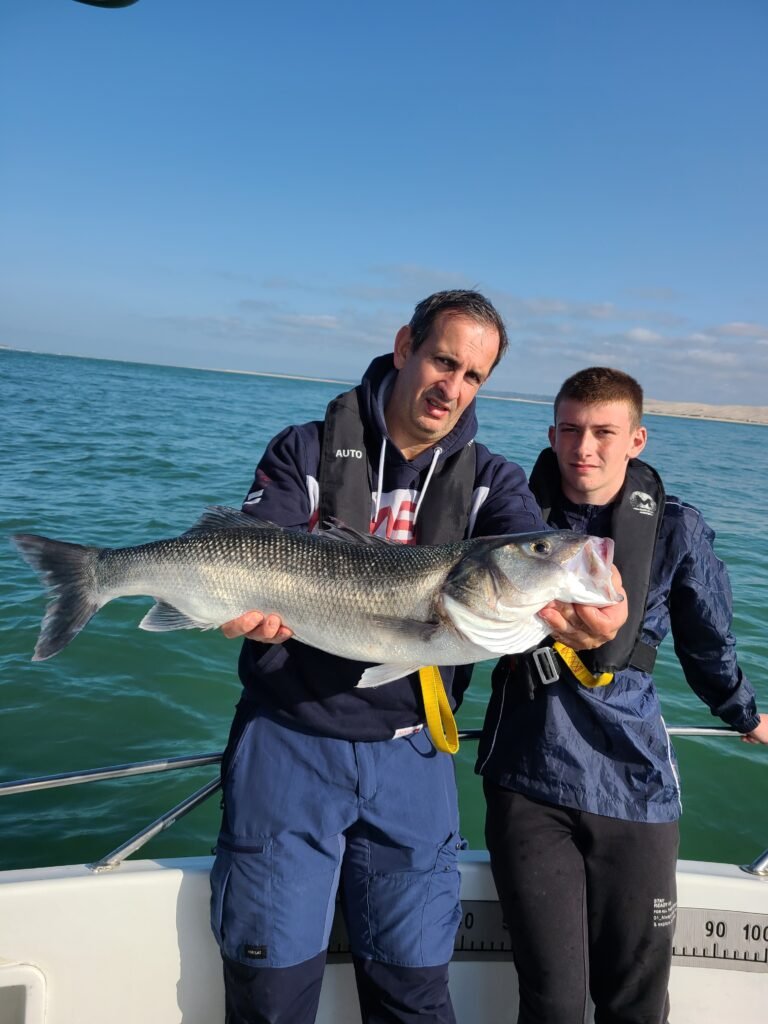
[
  {"left": 413, "top": 447, "right": 442, "bottom": 526},
  {"left": 373, "top": 443, "right": 442, "bottom": 529},
  {"left": 373, "top": 436, "right": 387, "bottom": 525}
]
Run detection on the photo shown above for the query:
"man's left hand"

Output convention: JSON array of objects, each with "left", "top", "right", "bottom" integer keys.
[{"left": 538, "top": 565, "right": 628, "bottom": 651}]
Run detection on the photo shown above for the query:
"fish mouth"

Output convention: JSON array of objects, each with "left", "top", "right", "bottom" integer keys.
[{"left": 564, "top": 536, "right": 622, "bottom": 605}]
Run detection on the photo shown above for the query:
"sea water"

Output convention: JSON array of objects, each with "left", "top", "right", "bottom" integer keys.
[{"left": 1, "top": 349, "right": 766, "bottom": 870}]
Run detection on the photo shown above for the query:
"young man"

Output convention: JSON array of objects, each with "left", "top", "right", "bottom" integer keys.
[
  {"left": 211, "top": 295, "right": 626, "bottom": 1024},
  {"left": 478, "top": 366, "right": 767, "bottom": 1024}
]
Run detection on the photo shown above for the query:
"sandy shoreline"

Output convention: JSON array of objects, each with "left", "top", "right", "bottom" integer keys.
[
  {"left": 643, "top": 399, "right": 768, "bottom": 426},
  {"left": 482, "top": 391, "right": 768, "bottom": 426}
]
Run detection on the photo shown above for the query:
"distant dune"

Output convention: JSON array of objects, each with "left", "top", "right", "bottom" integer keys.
[
  {"left": 482, "top": 390, "right": 768, "bottom": 426},
  {"left": 644, "top": 399, "right": 768, "bottom": 426}
]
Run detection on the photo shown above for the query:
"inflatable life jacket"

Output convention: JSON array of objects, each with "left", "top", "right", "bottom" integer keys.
[
  {"left": 317, "top": 384, "right": 477, "bottom": 544},
  {"left": 528, "top": 447, "right": 665, "bottom": 677}
]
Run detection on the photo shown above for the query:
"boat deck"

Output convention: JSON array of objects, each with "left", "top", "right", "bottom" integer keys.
[{"left": 1, "top": 852, "right": 767, "bottom": 1024}]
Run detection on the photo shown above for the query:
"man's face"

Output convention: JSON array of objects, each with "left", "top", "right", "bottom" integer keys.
[
  {"left": 550, "top": 399, "right": 647, "bottom": 505},
  {"left": 385, "top": 312, "right": 500, "bottom": 459}
]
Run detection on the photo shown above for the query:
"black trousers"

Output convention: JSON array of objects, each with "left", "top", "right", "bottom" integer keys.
[{"left": 484, "top": 782, "right": 679, "bottom": 1024}]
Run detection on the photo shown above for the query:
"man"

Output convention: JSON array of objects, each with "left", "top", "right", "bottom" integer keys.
[
  {"left": 210, "top": 293, "right": 626, "bottom": 1024},
  {"left": 478, "top": 366, "right": 767, "bottom": 1024}
]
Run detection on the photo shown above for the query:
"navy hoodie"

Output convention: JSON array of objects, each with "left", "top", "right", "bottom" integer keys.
[{"left": 237, "top": 354, "right": 545, "bottom": 741}]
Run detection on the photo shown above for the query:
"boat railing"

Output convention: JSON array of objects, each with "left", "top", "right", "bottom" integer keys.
[{"left": 1, "top": 727, "right": 766, "bottom": 877}]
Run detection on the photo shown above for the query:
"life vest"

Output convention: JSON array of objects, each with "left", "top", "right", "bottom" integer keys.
[
  {"left": 528, "top": 447, "right": 665, "bottom": 676},
  {"left": 317, "top": 384, "right": 477, "bottom": 544}
]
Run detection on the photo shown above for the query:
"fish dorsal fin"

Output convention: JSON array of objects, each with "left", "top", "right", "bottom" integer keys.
[
  {"left": 181, "top": 506, "right": 275, "bottom": 536},
  {"left": 320, "top": 520, "right": 391, "bottom": 547}
]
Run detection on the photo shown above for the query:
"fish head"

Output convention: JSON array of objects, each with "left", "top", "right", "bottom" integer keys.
[
  {"left": 438, "top": 530, "right": 622, "bottom": 657},
  {"left": 487, "top": 531, "right": 622, "bottom": 609}
]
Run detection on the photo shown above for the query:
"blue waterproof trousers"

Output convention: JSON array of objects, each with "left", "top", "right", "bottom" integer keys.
[{"left": 210, "top": 700, "right": 462, "bottom": 1024}]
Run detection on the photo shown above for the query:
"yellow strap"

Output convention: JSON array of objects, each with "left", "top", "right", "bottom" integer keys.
[
  {"left": 552, "top": 642, "right": 614, "bottom": 688},
  {"left": 418, "top": 666, "right": 460, "bottom": 754}
]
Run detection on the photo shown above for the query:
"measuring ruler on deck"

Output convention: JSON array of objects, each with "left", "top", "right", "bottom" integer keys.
[
  {"left": 327, "top": 900, "right": 510, "bottom": 962},
  {"left": 671, "top": 907, "right": 768, "bottom": 973},
  {"left": 328, "top": 901, "right": 768, "bottom": 972}
]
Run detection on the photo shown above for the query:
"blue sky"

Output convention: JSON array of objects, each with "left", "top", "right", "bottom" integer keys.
[{"left": 1, "top": 0, "right": 766, "bottom": 404}]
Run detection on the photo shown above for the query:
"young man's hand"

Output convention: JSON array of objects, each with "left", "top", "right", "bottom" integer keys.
[
  {"left": 539, "top": 565, "right": 628, "bottom": 650},
  {"left": 220, "top": 611, "right": 293, "bottom": 643},
  {"left": 742, "top": 714, "right": 768, "bottom": 745}
]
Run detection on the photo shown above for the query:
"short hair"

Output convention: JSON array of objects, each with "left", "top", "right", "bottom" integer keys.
[
  {"left": 409, "top": 290, "right": 508, "bottom": 370},
  {"left": 554, "top": 367, "right": 644, "bottom": 427}
]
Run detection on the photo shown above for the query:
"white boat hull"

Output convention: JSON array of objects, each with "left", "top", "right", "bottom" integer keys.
[{"left": 1, "top": 852, "right": 766, "bottom": 1023}]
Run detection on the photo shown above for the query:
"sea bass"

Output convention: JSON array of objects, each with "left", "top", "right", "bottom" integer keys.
[{"left": 12, "top": 506, "right": 621, "bottom": 686}]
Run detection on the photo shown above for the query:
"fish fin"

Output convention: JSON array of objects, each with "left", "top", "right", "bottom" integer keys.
[
  {"left": 320, "top": 520, "right": 391, "bottom": 546},
  {"left": 11, "top": 534, "right": 103, "bottom": 661},
  {"left": 440, "top": 594, "right": 549, "bottom": 654},
  {"left": 365, "top": 615, "right": 441, "bottom": 642},
  {"left": 139, "top": 601, "right": 214, "bottom": 631},
  {"left": 181, "top": 506, "right": 277, "bottom": 536},
  {"left": 355, "top": 663, "right": 424, "bottom": 688}
]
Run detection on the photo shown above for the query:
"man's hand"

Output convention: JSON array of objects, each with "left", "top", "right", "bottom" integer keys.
[
  {"left": 538, "top": 565, "right": 628, "bottom": 651},
  {"left": 742, "top": 714, "right": 768, "bottom": 745},
  {"left": 220, "top": 611, "right": 293, "bottom": 643}
]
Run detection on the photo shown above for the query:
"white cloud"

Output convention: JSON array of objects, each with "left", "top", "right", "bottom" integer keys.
[
  {"left": 273, "top": 314, "right": 341, "bottom": 330},
  {"left": 625, "top": 327, "right": 663, "bottom": 343},
  {"left": 684, "top": 332, "right": 716, "bottom": 344},
  {"left": 137, "top": 264, "right": 768, "bottom": 406},
  {"left": 684, "top": 348, "right": 739, "bottom": 367},
  {"left": 718, "top": 321, "right": 767, "bottom": 337}
]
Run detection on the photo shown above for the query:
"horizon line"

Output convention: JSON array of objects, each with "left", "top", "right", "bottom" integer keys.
[{"left": 3, "top": 344, "right": 767, "bottom": 425}]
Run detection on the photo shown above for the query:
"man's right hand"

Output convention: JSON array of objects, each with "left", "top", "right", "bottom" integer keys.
[{"left": 220, "top": 611, "right": 293, "bottom": 643}]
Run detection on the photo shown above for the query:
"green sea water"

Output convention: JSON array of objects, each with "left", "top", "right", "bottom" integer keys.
[{"left": 1, "top": 349, "right": 766, "bottom": 870}]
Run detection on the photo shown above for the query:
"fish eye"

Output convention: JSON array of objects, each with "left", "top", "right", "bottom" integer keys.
[{"left": 530, "top": 539, "right": 551, "bottom": 556}]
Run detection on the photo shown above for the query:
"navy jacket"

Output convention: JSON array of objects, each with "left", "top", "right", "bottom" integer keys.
[
  {"left": 237, "top": 354, "right": 545, "bottom": 741},
  {"left": 477, "top": 492, "right": 760, "bottom": 822}
]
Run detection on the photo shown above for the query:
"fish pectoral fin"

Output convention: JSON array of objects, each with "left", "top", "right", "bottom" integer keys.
[
  {"left": 440, "top": 594, "right": 548, "bottom": 654},
  {"left": 139, "top": 601, "right": 214, "bottom": 632},
  {"left": 356, "top": 663, "right": 424, "bottom": 688},
  {"left": 366, "top": 615, "right": 441, "bottom": 642}
]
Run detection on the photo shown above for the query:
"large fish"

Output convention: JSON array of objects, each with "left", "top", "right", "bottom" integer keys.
[{"left": 12, "top": 506, "right": 621, "bottom": 686}]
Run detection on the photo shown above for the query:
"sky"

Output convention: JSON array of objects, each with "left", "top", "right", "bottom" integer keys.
[{"left": 1, "top": 0, "right": 767, "bottom": 405}]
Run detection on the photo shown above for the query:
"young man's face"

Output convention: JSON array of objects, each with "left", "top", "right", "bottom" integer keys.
[
  {"left": 385, "top": 311, "right": 499, "bottom": 459},
  {"left": 549, "top": 399, "right": 647, "bottom": 505}
]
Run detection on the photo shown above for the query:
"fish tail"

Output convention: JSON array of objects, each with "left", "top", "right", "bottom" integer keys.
[{"left": 11, "top": 534, "right": 103, "bottom": 660}]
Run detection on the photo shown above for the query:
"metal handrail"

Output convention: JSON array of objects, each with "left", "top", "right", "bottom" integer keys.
[
  {"left": 743, "top": 849, "right": 768, "bottom": 878},
  {"left": 1, "top": 726, "right": 763, "bottom": 874},
  {"left": 0, "top": 725, "right": 745, "bottom": 798},
  {"left": 88, "top": 777, "right": 222, "bottom": 873},
  {"left": 0, "top": 752, "right": 222, "bottom": 797}
]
